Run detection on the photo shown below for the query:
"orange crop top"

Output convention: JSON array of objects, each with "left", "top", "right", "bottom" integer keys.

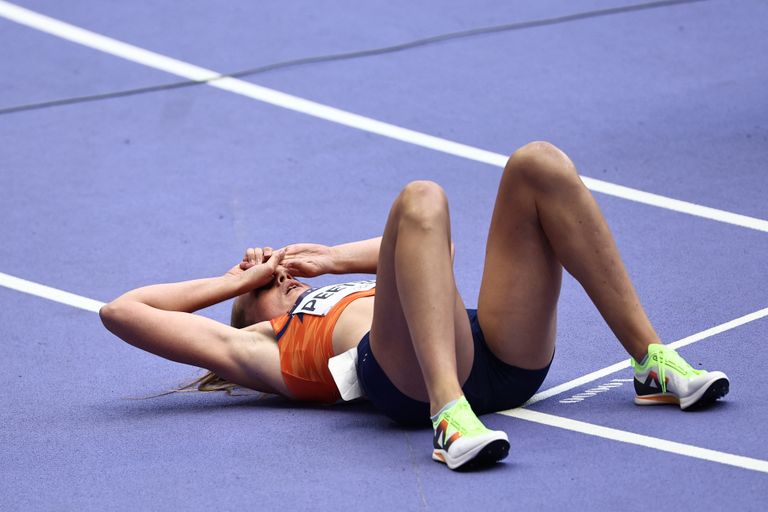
[{"left": 270, "top": 287, "right": 375, "bottom": 403}]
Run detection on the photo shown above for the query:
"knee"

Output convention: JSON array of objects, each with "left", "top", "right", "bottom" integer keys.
[
  {"left": 504, "top": 141, "right": 581, "bottom": 192},
  {"left": 395, "top": 180, "right": 449, "bottom": 229}
]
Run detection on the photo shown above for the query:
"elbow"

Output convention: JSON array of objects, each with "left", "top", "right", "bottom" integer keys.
[
  {"left": 99, "top": 300, "right": 129, "bottom": 332},
  {"left": 99, "top": 301, "right": 116, "bottom": 330}
]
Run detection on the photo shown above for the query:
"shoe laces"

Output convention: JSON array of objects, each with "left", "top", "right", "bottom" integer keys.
[
  {"left": 656, "top": 349, "right": 669, "bottom": 394},
  {"left": 651, "top": 346, "right": 699, "bottom": 393},
  {"left": 442, "top": 398, "right": 487, "bottom": 436}
]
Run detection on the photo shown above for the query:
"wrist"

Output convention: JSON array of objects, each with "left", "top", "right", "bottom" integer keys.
[
  {"left": 222, "top": 272, "right": 251, "bottom": 296},
  {"left": 329, "top": 245, "right": 348, "bottom": 274}
]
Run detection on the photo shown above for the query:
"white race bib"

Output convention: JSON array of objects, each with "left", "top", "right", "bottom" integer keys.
[
  {"left": 291, "top": 280, "right": 376, "bottom": 316},
  {"left": 328, "top": 347, "right": 363, "bottom": 401}
]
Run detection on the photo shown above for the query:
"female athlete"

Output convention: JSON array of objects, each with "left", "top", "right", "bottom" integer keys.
[{"left": 100, "top": 141, "right": 729, "bottom": 471}]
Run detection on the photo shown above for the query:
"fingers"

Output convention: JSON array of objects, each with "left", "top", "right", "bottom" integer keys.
[
  {"left": 238, "top": 245, "right": 288, "bottom": 279},
  {"left": 241, "top": 247, "right": 261, "bottom": 269},
  {"left": 240, "top": 246, "right": 277, "bottom": 268},
  {"left": 267, "top": 249, "right": 285, "bottom": 269},
  {"left": 240, "top": 249, "right": 252, "bottom": 270},
  {"left": 279, "top": 246, "right": 300, "bottom": 272}
]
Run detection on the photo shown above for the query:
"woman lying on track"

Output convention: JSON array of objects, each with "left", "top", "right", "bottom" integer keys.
[{"left": 100, "top": 141, "right": 729, "bottom": 471}]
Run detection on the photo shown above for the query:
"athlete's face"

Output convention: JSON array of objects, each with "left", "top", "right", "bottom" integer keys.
[{"left": 236, "top": 267, "right": 310, "bottom": 325}]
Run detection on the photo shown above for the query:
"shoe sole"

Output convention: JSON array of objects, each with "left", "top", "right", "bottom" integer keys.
[
  {"left": 682, "top": 377, "right": 729, "bottom": 410},
  {"left": 634, "top": 377, "right": 729, "bottom": 410},
  {"left": 433, "top": 439, "right": 510, "bottom": 471}
]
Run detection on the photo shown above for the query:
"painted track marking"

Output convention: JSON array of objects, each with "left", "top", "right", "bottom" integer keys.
[
  {"left": 2, "top": 0, "right": 767, "bottom": 475},
  {"left": 501, "top": 408, "right": 768, "bottom": 474},
  {"left": 524, "top": 305, "right": 768, "bottom": 405},
  {"left": 0, "top": 272, "right": 104, "bottom": 312},
  {"left": 1, "top": 272, "right": 767, "bottom": 473},
  {"left": 1, "top": 1, "right": 768, "bottom": 233},
  {"left": 558, "top": 378, "right": 633, "bottom": 404}
]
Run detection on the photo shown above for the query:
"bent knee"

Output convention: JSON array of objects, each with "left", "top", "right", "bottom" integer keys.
[
  {"left": 504, "top": 141, "right": 580, "bottom": 191},
  {"left": 396, "top": 180, "right": 449, "bottom": 228}
]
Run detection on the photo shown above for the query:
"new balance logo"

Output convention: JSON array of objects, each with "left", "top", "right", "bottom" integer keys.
[{"left": 433, "top": 419, "right": 461, "bottom": 450}]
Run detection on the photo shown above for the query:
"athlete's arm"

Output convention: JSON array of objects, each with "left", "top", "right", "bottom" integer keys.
[
  {"left": 331, "top": 236, "right": 381, "bottom": 274},
  {"left": 331, "top": 236, "right": 453, "bottom": 271},
  {"left": 99, "top": 253, "right": 288, "bottom": 393},
  {"left": 109, "top": 250, "right": 281, "bottom": 313},
  {"left": 282, "top": 237, "right": 381, "bottom": 277}
]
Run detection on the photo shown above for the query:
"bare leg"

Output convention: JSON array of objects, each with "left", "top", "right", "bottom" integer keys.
[
  {"left": 479, "top": 141, "right": 659, "bottom": 366},
  {"left": 369, "top": 181, "right": 474, "bottom": 415}
]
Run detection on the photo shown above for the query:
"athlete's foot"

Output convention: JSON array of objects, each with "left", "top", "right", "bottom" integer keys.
[
  {"left": 632, "top": 344, "right": 729, "bottom": 410},
  {"left": 431, "top": 396, "right": 509, "bottom": 470}
]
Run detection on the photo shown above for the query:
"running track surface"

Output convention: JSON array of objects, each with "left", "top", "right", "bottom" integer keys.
[{"left": 1, "top": 1, "right": 767, "bottom": 510}]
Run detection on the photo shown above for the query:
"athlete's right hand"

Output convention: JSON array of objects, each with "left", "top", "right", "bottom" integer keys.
[
  {"left": 238, "top": 246, "right": 277, "bottom": 271},
  {"left": 227, "top": 246, "right": 285, "bottom": 289},
  {"left": 281, "top": 243, "right": 336, "bottom": 277}
]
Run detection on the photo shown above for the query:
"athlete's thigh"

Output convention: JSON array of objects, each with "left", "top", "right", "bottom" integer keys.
[
  {"left": 477, "top": 168, "right": 562, "bottom": 369},
  {"left": 369, "top": 206, "right": 474, "bottom": 401}
]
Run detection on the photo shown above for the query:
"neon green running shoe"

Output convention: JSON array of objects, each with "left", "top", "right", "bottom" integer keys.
[
  {"left": 631, "top": 344, "right": 729, "bottom": 410},
  {"left": 431, "top": 396, "right": 509, "bottom": 470}
]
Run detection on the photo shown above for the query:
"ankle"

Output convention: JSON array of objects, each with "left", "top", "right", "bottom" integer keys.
[
  {"left": 429, "top": 391, "right": 463, "bottom": 417},
  {"left": 632, "top": 341, "right": 663, "bottom": 363},
  {"left": 430, "top": 398, "right": 460, "bottom": 422}
]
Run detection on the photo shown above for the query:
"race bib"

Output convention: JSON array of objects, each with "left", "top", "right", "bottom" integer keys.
[
  {"left": 328, "top": 346, "right": 363, "bottom": 401},
  {"left": 290, "top": 280, "right": 376, "bottom": 316}
]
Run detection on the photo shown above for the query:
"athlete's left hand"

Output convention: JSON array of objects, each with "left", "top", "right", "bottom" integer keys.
[{"left": 281, "top": 243, "right": 336, "bottom": 277}]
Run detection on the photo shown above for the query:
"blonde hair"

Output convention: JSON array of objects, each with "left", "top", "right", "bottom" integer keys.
[
  {"left": 128, "top": 370, "right": 250, "bottom": 399},
  {"left": 177, "top": 371, "right": 242, "bottom": 395}
]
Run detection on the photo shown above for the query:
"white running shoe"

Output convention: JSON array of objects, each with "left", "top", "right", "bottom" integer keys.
[
  {"left": 432, "top": 396, "right": 510, "bottom": 470},
  {"left": 632, "top": 344, "right": 729, "bottom": 410}
]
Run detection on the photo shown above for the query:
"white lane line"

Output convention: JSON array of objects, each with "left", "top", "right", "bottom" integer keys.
[
  {"left": 580, "top": 177, "right": 768, "bottom": 232},
  {"left": 523, "top": 305, "right": 768, "bottom": 406},
  {"left": 501, "top": 408, "right": 768, "bottom": 474},
  {"left": 2, "top": 1, "right": 767, "bottom": 471},
  {"left": 2, "top": 0, "right": 768, "bottom": 234},
  {"left": 0, "top": 1, "right": 219, "bottom": 82},
  {"left": 0, "top": 272, "right": 104, "bottom": 313},
  {"left": 2, "top": 270, "right": 767, "bottom": 472}
]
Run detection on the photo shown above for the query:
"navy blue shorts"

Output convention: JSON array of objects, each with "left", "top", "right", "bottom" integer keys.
[{"left": 356, "top": 309, "right": 552, "bottom": 426}]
